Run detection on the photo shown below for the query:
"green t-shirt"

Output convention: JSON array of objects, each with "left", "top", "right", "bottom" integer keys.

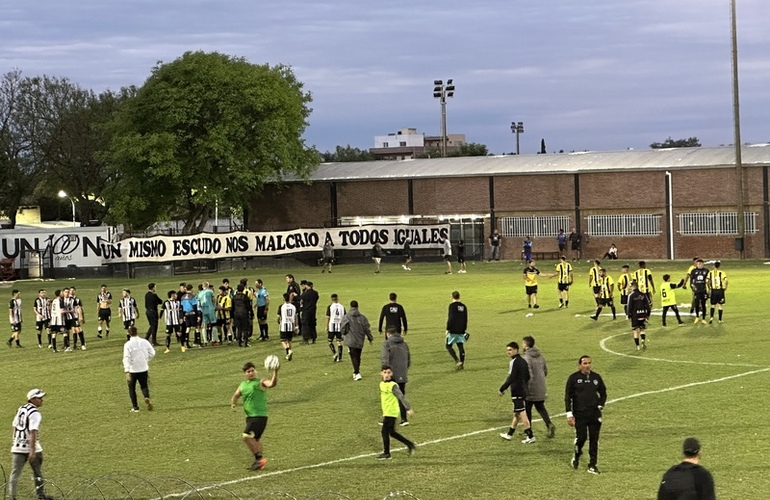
[
  {"left": 380, "top": 381, "right": 400, "bottom": 418},
  {"left": 239, "top": 379, "right": 267, "bottom": 417}
]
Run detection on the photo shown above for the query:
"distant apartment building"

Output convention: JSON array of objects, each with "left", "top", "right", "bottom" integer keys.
[{"left": 369, "top": 127, "right": 466, "bottom": 160}]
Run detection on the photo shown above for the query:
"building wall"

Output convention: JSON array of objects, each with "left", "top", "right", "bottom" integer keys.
[{"left": 251, "top": 165, "right": 769, "bottom": 259}]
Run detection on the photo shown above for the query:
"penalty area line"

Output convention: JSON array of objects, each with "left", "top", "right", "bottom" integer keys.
[{"left": 165, "top": 366, "right": 770, "bottom": 498}]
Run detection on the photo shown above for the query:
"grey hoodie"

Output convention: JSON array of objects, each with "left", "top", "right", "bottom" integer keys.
[
  {"left": 381, "top": 332, "right": 410, "bottom": 384},
  {"left": 522, "top": 346, "right": 548, "bottom": 401},
  {"left": 341, "top": 307, "right": 372, "bottom": 349}
]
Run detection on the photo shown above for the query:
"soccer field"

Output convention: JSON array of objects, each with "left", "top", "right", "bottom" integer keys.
[{"left": 2, "top": 259, "right": 768, "bottom": 500}]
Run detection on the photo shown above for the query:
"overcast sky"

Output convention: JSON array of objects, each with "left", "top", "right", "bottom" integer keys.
[{"left": 2, "top": 0, "right": 768, "bottom": 155}]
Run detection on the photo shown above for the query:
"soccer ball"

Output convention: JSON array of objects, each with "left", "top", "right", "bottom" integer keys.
[{"left": 264, "top": 354, "right": 280, "bottom": 371}]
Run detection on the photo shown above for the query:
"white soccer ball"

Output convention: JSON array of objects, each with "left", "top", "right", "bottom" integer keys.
[
  {"left": 525, "top": 313, "right": 534, "bottom": 318},
  {"left": 264, "top": 354, "right": 280, "bottom": 371}
]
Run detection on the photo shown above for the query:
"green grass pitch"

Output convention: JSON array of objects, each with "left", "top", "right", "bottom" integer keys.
[{"left": 1, "top": 258, "right": 768, "bottom": 499}]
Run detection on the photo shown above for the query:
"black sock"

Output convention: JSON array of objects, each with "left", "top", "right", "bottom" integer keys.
[
  {"left": 285, "top": 347, "right": 290, "bottom": 354},
  {"left": 524, "top": 428, "right": 533, "bottom": 438},
  {"left": 166, "top": 335, "right": 171, "bottom": 349},
  {"left": 37, "top": 333, "right": 42, "bottom": 345},
  {"left": 634, "top": 337, "right": 640, "bottom": 346},
  {"left": 610, "top": 306, "right": 616, "bottom": 318},
  {"left": 565, "top": 301, "right": 569, "bottom": 306},
  {"left": 641, "top": 334, "right": 646, "bottom": 341},
  {"left": 458, "top": 344, "right": 466, "bottom": 363},
  {"left": 52, "top": 337, "right": 57, "bottom": 350},
  {"left": 719, "top": 310, "right": 723, "bottom": 320},
  {"left": 254, "top": 453, "right": 262, "bottom": 460},
  {"left": 507, "top": 427, "right": 515, "bottom": 436},
  {"left": 328, "top": 342, "right": 336, "bottom": 354},
  {"left": 338, "top": 345, "right": 343, "bottom": 358},
  {"left": 710, "top": 308, "right": 714, "bottom": 319}
]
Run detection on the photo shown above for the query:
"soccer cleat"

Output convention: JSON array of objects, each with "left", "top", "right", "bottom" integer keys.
[
  {"left": 558, "top": 303, "right": 564, "bottom": 308},
  {"left": 164, "top": 348, "right": 171, "bottom": 354},
  {"left": 590, "top": 315, "right": 598, "bottom": 321},
  {"left": 7, "top": 339, "right": 12, "bottom": 347},
  {"left": 130, "top": 408, "right": 140, "bottom": 413},
  {"left": 533, "top": 304, "right": 540, "bottom": 309},
  {"left": 636, "top": 345, "right": 641, "bottom": 351},
  {"left": 702, "top": 319, "right": 708, "bottom": 325},
  {"left": 402, "top": 265, "right": 407, "bottom": 270},
  {"left": 499, "top": 433, "right": 512, "bottom": 441},
  {"left": 455, "top": 362, "right": 464, "bottom": 371},
  {"left": 48, "top": 344, "right": 52, "bottom": 349},
  {"left": 353, "top": 373, "right": 362, "bottom": 381},
  {"left": 571, "top": 456, "right": 579, "bottom": 469},
  {"left": 97, "top": 334, "right": 103, "bottom": 339},
  {"left": 145, "top": 397, "right": 153, "bottom": 411},
  {"left": 400, "top": 421, "right": 410, "bottom": 427},
  {"left": 587, "top": 465, "right": 601, "bottom": 475},
  {"left": 287, "top": 350, "right": 293, "bottom": 361},
  {"left": 376, "top": 453, "right": 392, "bottom": 460},
  {"left": 678, "top": 322, "right": 686, "bottom": 326},
  {"left": 546, "top": 423, "right": 556, "bottom": 438},
  {"left": 333, "top": 353, "right": 339, "bottom": 362},
  {"left": 406, "top": 267, "right": 412, "bottom": 271},
  {"left": 249, "top": 458, "right": 268, "bottom": 470},
  {"left": 521, "top": 436, "right": 536, "bottom": 444},
  {"left": 15, "top": 343, "right": 24, "bottom": 348},
  {"left": 693, "top": 317, "right": 700, "bottom": 324},
  {"left": 81, "top": 345, "right": 87, "bottom": 350},
  {"left": 38, "top": 344, "right": 43, "bottom": 348},
  {"left": 719, "top": 320, "right": 724, "bottom": 324},
  {"left": 64, "top": 347, "right": 73, "bottom": 352},
  {"left": 407, "top": 444, "right": 416, "bottom": 455}
]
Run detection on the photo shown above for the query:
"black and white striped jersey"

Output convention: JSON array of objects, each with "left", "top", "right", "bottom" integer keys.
[{"left": 9, "top": 298, "right": 21, "bottom": 324}]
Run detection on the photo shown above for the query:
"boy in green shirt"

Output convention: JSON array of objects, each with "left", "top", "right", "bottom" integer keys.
[
  {"left": 378, "top": 365, "right": 416, "bottom": 459},
  {"left": 231, "top": 361, "right": 278, "bottom": 470}
]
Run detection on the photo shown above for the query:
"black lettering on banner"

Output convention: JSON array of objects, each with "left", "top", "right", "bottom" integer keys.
[
  {"left": 339, "top": 230, "right": 350, "bottom": 246},
  {"left": 307, "top": 232, "right": 319, "bottom": 247},
  {"left": 129, "top": 239, "right": 167, "bottom": 258},
  {"left": 324, "top": 232, "right": 334, "bottom": 245},
  {"left": 377, "top": 229, "right": 389, "bottom": 245},
  {"left": 254, "top": 235, "right": 267, "bottom": 252},
  {"left": 439, "top": 227, "right": 449, "bottom": 241},
  {"left": 50, "top": 234, "right": 78, "bottom": 256},
  {"left": 226, "top": 236, "right": 248, "bottom": 254}
]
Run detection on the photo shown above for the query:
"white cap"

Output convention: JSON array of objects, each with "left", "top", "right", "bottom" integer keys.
[{"left": 27, "top": 388, "right": 46, "bottom": 401}]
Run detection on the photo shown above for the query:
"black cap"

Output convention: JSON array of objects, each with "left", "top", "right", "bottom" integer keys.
[
  {"left": 306, "top": 281, "right": 314, "bottom": 287},
  {"left": 300, "top": 280, "right": 308, "bottom": 285},
  {"left": 683, "top": 437, "right": 701, "bottom": 457}
]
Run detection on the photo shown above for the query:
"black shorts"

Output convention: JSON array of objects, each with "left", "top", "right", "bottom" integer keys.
[
  {"left": 243, "top": 416, "right": 268, "bottom": 440},
  {"left": 559, "top": 244, "right": 566, "bottom": 252},
  {"left": 280, "top": 330, "right": 294, "bottom": 341},
  {"left": 216, "top": 317, "right": 230, "bottom": 327},
  {"left": 571, "top": 242, "right": 580, "bottom": 251},
  {"left": 323, "top": 257, "right": 333, "bottom": 264},
  {"left": 165, "top": 324, "right": 181, "bottom": 335},
  {"left": 123, "top": 319, "right": 135, "bottom": 330},
  {"left": 525, "top": 285, "right": 538, "bottom": 296},
  {"left": 184, "top": 314, "right": 197, "bottom": 329},
  {"left": 631, "top": 317, "right": 646, "bottom": 329},
  {"left": 592, "top": 286, "right": 601, "bottom": 296},
  {"left": 35, "top": 320, "right": 49, "bottom": 331},
  {"left": 11, "top": 323, "right": 21, "bottom": 332},
  {"left": 558, "top": 283, "right": 570, "bottom": 292},
  {"left": 620, "top": 295, "right": 628, "bottom": 305},
  {"left": 598, "top": 298, "right": 614, "bottom": 307},
  {"left": 98, "top": 309, "right": 111, "bottom": 321},
  {"left": 457, "top": 255, "right": 465, "bottom": 264},
  {"left": 710, "top": 290, "right": 725, "bottom": 305},
  {"left": 511, "top": 396, "right": 526, "bottom": 413},
  {"left": 65, "top": 319, "right": 78, "bottom": 330},
  {"left": 327, "top": 330, "right": 342, "bottom": 341},
  {"left": 257, "top": 306, "right": 267, "bottom": 321}
]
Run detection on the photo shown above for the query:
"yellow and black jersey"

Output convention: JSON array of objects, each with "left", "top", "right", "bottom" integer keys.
[
  {"left": 633, "top": 268, "right": 654, "bottom": 294},
  {"left": 555, "top": 262, "right": 573, "bottom": 284},
  {"left": 589, "top": 266, "right": 601, "bottom": 287},
  {"left": 599, "top": 276, "right": 614, "bottom": 299},
  {"left": 523, "top": 266, "right": 540, "bottom": 287},
  {"left": 707, "top": 269, "right": 727, "bottom": 290},
  {"left": 616, "top": 273, "right": 631, "bottom": 297}
]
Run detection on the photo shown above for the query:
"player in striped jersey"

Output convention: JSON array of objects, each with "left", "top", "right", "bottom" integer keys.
[
  {"left": 162, "top": 291, "right": 182, "bottom": 354},
  {"left": 555, "top": 256, "right": 573, "bottom": 308},
  {"left": 9, "top": 389, "right": 50, "bottom": 500},
  {"left": 326, "top": 294, "right": 346, "bottom": 362},
  {"left": 69, "top": 287, "right": 87, "bottom": 350},
  {"left": 216, "top": 286, "right": 232, "bottom": 344},
  {"left": 632, "top": 261, "right": 656, "bottom": 307},
  {"left": 119, "top": 289, "right": 138, "bottom": 341},
  {"left": 707, "top": 261, "right": 728, "bottom": 324},
  {"left": 96, "top": 285, "right": 112, "bottom": 338},
  {"left": 590, "top": 269, "right": 616, "bottom": 321},
  {"left": 33, "top": 289, "right": 50, "bottom": 348},
  {"left": 49, "top": 289, "right": 64, "bottom": 353},
  {"left": 7, "top": 289, "right": 23, "bottom": 348},
  {"left": 60, "top": 288, "right": 75, "bottom": 352},
  {"left": 278, "top": 293, "right": 296, "bottom": 361},
  {"left": 616, "top": 265, "right": 631, "bottom": 318},
  {"left": 588, "top": 260, "right": 602, "bottom": 306}
]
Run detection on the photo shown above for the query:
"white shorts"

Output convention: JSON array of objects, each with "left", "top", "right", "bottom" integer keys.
[{"left": 373, "top": 257, "right": 381, "bottom": 264}]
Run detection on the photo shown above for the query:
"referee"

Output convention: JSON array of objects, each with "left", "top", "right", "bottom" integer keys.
[{"left": 565, "top": 355, "right": 607, "bottom": 474}]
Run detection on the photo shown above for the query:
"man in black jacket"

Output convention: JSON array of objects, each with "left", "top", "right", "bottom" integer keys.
[
  {"left": 657, "top": 437, "right": 716, "bottom": 500},
  {"left": 144, "top": 283, "right": 163, "bottom": 346},
  {"left": 378, "top": 293, "right": 408, "bottom": 335},
  {"left": 498, "top": 342, "right": 535, "bottom": 444},
  {"left": 565, "top": 355, "right": 607, "bottom": 474},
  {"left": 628, "top": 280, "right": 651, "bottom": 350},
  {"left": 300, "top": 281, "right": 319, "bottom": 344}
]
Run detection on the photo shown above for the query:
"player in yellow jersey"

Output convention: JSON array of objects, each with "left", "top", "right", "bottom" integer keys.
[
  {"left": 590, "top": 269, "right": 616, "bottom": 321},
  {"left": 632, "top": 261, "right": 655, "bottom": 307},
  {"left": 523, "top": 260, "right": 541, "bottom": 309},
  {"left": 707, "top": 261, "right": 728, "bottom": 323},
  {"left": 659, "top": 274, "right": 685, "bottom": 326},
  {"left": 616, "top": 265, "right": 631, "bottom": 318},
  {"left": 588, "top": 260, "right": 602, "bottom": 306},
  {"left": 555, "top": 256, "right": 573, "bottom": 308},
  {"left": 683, "top": 257, "right": 699, "bottom": 316}
]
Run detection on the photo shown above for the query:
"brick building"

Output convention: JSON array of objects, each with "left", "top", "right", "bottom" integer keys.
[{"left": 250, "top": 145, "right": 770, "bottom": 260}]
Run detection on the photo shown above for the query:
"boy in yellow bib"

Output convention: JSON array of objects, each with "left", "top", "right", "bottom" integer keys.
[
  {"left": 377, "top": 365, "right": 415, "bottom": 459},
  {"left": 660, "top": 274, "right": 685, "bottom": 327}
]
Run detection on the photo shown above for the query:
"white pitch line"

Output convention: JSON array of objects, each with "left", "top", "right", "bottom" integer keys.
[
  {"left": 599, "top": 332, "right": 765, "bottom": 368},
  {"left": 167, "top": 366, "right": 770, "bottom": 498}
]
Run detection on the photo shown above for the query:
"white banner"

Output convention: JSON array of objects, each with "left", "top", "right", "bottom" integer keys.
[
  {"left": 102, "top": 224, "right": 450, "bottom": 264},
  {"left": 0, "top": 228, "right": 113, "bottom": 268}
]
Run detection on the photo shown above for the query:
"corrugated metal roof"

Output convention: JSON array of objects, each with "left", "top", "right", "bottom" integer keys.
[{"left": 287, "top": 144, "right": 770, "bottom": 183}]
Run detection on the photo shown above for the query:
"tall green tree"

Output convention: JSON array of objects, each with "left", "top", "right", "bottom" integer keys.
[
  {"left": 106, "top": 51, "right": 318, "bottom": 233},
  {"left": 0, "top": 70, "right": 42, "bottom": 228},
  {"left": 649, "top": 137, "right": 701, "bottom": 149},
  {"left": 20, "top": 75, "right": 128, "bottom": 224}
]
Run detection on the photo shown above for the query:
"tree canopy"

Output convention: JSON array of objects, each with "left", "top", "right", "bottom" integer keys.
[
  {"left": 649, "top": 137, "right": 701, "bottom": 149},
  {"left": 105, "top": 51, "right": 318, "bottom": 233},
  {"left": 320, "top": 145, "right": 377, "bottom": 162}
]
